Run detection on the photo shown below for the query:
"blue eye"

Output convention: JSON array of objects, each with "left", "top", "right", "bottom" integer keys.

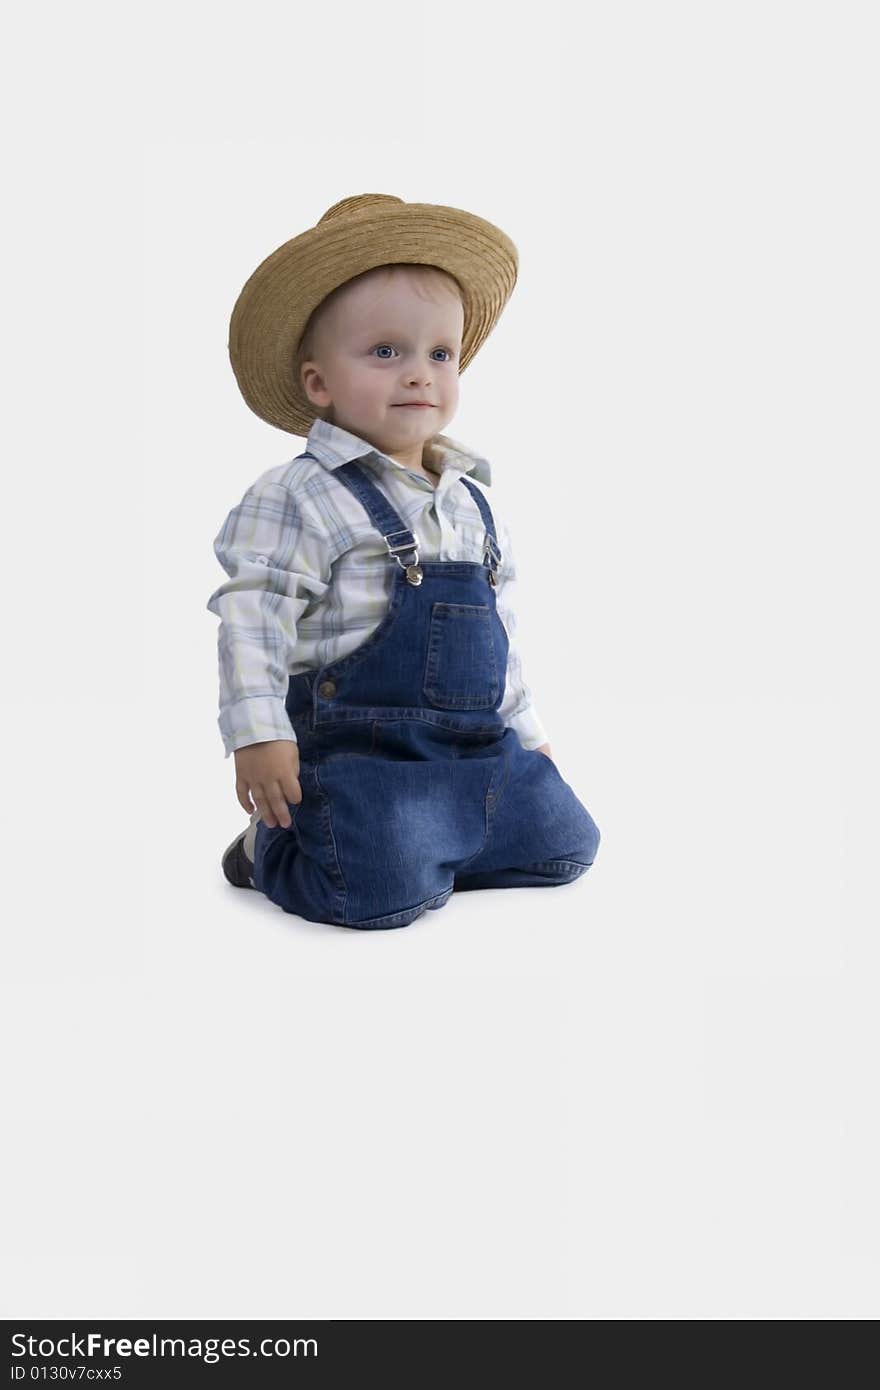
[{"left": 371, "top": 344, "right": 455, "bottom": 361}]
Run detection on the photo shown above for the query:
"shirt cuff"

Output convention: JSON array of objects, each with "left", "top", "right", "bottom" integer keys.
[
  {"left": 505, "top": 704, "right": 550, "bottom": 751},
  {"left": 219, "top": 696, "right": 298, "bottom": 758}
]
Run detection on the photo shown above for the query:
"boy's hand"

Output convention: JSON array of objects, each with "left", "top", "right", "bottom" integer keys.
[{"left": 234, "top": 740, "right": 302, "bottom": 829}]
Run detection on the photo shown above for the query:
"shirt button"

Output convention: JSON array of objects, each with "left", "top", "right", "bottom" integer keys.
[{"left": 318, "top": 679, "right": 337, "bottom": 698}]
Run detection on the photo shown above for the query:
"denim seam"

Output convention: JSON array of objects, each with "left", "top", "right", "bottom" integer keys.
[
  {"left": 525, "top": 859, "right": 593, "bottom": 873},
  {"left": 452, "top": 748, "right": 509, "bottom": 875},
  {"left": 313, "top": 710, "right": 503, "bottom": 734},
  {"left": 342, "top": 884, "right": 454, "bottom": 930},
  {"left": 312, "top": 760, "right": 348, "bottom": 920}
]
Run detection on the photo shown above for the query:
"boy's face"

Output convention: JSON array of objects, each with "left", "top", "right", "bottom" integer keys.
[{"left": 299, "top": 270, "right": 464, "bottom": 469}]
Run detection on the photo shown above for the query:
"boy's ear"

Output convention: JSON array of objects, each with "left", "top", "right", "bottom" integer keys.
[{"left": 299, "top": 361, "right": 326, "bottom": 407}]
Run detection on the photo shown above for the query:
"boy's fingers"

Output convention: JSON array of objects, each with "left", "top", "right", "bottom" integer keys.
[
  {"left": 235, "top": 772, "right": 298, "bottom": 827},
  {"left": 268, "top": 781, "right": 293, "bottom": 828}
]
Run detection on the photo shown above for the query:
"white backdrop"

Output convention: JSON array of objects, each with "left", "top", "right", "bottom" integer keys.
[{"left": 1, "top": 0, "right": 876, "bottom": 1319}]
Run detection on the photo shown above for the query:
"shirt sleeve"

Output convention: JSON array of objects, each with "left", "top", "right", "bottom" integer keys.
[
  {"left": 492, "top": 515, "right": 551, "bottom": 750},
  {"left": 206, "top": 480, "right": 333, "bottom": 758}
]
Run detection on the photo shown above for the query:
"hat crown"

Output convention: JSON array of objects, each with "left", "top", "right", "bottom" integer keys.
[{"left": 317, "top": 193, "right": 404, "bottom": 225}]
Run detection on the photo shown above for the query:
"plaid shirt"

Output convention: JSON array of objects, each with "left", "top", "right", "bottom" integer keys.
[{"left": 206, "top": 417, "right": 549, "bottom": 758}]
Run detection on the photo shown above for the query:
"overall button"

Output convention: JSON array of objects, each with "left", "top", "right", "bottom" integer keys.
[{"left": 318, "top": 679, "right": 336, "bottom": 698}]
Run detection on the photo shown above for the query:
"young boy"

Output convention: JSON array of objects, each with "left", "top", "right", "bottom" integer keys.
[{"left": 207, "top": 193, "right": 600, "bottom": 930}]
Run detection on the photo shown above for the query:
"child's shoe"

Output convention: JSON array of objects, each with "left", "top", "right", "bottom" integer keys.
[{"left": 221, "top": 811, "right": 259, "bottom": 889}]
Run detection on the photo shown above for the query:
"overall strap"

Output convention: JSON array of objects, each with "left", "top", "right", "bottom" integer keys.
[
  {"left": 301, "top": 452, "right": 420, "bottom": 575},
  {"left": 458, "top": 475, "right": 503, "bottom": 583}
]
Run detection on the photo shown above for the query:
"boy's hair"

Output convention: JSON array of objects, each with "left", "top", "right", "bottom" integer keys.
[{"left": 295, "top": 262, "right": 463, "bottom": 426}]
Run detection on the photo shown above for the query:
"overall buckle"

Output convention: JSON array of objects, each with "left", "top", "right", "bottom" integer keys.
[
  {"left": 482, "top": 532, "right": 503, "bottom": 586},
  {"left": 384, "top": 528, "right": 423, "bottom": 585}
]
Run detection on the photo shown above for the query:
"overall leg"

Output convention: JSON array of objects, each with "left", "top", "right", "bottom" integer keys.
[
  {"left": 453, "top": 743, "right": 600, "bottom": 891},
  {"left": 251, "top": 806, "right": 349, "bottom": 926},
  {"left": 254, "top": 756, "right": 493, "bottom": 929}
]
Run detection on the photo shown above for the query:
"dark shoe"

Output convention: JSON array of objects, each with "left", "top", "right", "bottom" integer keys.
[{"left": 221, "top": 829, "right": 255, "bottom": 889}]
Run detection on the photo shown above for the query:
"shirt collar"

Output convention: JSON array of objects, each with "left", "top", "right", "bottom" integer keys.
[{"left": 304, "top": 416, "right": 493, "bottom": 486}]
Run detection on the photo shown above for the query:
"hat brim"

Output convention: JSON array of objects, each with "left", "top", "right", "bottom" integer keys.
[{"left": 228, "top": 199, "right": 518, "bottom": 436}]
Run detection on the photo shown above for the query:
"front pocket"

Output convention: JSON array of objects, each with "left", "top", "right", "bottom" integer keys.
[{"left": 423, "top": 602, "right": 500, "bottom": 710}]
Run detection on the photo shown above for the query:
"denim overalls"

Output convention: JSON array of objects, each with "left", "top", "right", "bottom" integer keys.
[{"left": 251, "top": 455, "right": 601, "bottom": 929}]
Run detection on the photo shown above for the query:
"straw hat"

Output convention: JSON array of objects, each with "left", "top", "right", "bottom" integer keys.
[{"left": 228, "top": 193, "right": 519, "bottom": 436}]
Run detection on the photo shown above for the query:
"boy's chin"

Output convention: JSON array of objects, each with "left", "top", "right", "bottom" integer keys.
[{"left": 387, "top": 408, "right": 443, "bottom": 428}]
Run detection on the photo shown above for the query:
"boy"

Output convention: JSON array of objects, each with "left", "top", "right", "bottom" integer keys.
[{"left": 207, "top": 193, "right": 600, "bottom": 930}]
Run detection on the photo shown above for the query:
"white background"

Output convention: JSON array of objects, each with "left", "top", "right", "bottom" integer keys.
[{"left": 1, "top": 0, "right": 877, "bottom": 1319}]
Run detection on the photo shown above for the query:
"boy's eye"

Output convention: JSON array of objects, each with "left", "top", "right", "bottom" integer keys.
[{"left": 371, "top": 344, "right": 455, "bottom": 361}]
